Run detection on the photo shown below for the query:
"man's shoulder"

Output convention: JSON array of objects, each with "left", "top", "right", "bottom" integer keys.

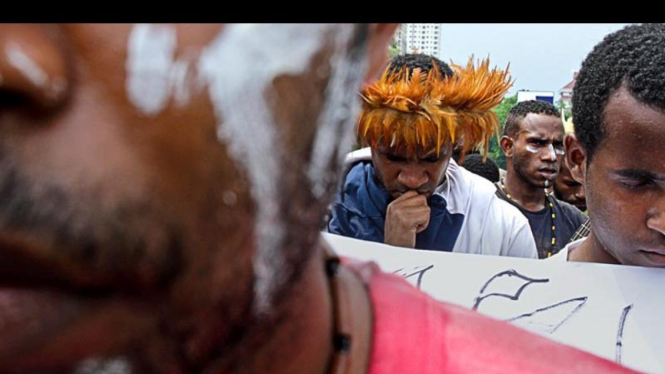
[
  {"left": 443, "top": 166, "right": 530, "bottom": 229},
  {"left": 344, "top": 147, "right": 372, "bottom": 165},
  {"left": 344, "top": 259, "right": 450, "bottom": 372},
  {"left": 474, "top": 178, "right": 529, "bottom": 225},
  {"left": 336, "top": 160, "right": 374, "bottom": 199},
  {"left": 489, "top": 193, "right": 531, "bottom": 222},
  {"left": 447, "top": 169, "right": 535, "bottom": 257},
  {"left": 551, "top": 196, "right": 587, "bottom": 224},
  {"left": 443, "top": 161, "right": 509, "bottom": 214},
  {"left": 330, "top": 162, "right": 378, "bottom": 221},
  {"left": 549, "top": 237, "right": 586, "bottom": 262}
]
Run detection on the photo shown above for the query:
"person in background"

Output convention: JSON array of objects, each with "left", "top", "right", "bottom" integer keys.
[
  {"left": 328, "top": 53, "right": 536, "bottom": 258},
  {"left": 0, "top": 24, "right": 634, "bottom": 374},
  {"left": 497, "top": 100, "right": 586, "bottom": 258}
]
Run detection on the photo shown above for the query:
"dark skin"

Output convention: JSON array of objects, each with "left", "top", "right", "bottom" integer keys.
[
  {"left": 553, "top": 153, "right": 587, "bottom": 212},
  {"left": 371, "top": 143, "right": 452, "bottom": 248},
  {"left": 500, "top": 113, "right": 564, "bottom": 211},
  {"left": 0, "top": 24, "right": 397, "bottom": 374},
  {"left": 566, "top": 86, "right": 665, "bottom": 267}
]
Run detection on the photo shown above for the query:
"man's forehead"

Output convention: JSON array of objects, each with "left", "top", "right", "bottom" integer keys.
[
  {"left": 517, "top": 129, "right": 564, "bottom": 139},
  {"left": 519, "top": 113, "right": 564, "bottom": 135},
  {"left": 377, "top": 144, "right": 447, "bottom": 158},
  {"left": 598, "top": 88, "right": 665, "bottom": 164}
]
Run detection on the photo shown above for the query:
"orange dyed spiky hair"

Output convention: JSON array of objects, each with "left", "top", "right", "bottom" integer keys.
[{"left": 358, "top": 56, "right": 513, "bottom": 159}]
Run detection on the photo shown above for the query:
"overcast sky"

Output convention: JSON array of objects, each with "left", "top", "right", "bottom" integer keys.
[{"left": 438, "top": 24, "right": 633, "bottom": 97}]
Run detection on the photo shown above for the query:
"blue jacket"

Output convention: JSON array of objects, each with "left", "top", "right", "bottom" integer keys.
[{"left": 327, "top": 162, "right": 463, "bottom": 251}]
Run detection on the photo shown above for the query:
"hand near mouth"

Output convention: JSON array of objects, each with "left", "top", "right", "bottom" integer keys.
[{"left": 384, "top": 191, "right": 430, "bottom": 248}]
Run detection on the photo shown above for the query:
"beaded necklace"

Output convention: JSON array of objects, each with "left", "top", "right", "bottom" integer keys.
[{"left": 499, "top": 179, "right": 557, "bottom": 257}]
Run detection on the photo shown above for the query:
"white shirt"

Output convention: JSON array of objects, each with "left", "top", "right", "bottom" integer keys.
[
  {"left": 344, "top": 148, "right": 538, "bottom": 258},
  {"left": 549, "top": 237, "right": 587, "bottom": 261},
  {"left": 442, "top": 160, "right": 537, "bottom": 258}
]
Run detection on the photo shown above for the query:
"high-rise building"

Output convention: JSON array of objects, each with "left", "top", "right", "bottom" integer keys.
[{"left": 393, "top": 24, "right": 441, "bottom": 57}]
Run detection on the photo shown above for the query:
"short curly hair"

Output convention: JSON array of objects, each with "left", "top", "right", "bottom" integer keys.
[
  {"left": 572, "top": 23, "right": 665, "bottom": 162},
  {"left": 461, "top": 153, "right": 500, "bottom": 183},
  {"left": 388, "top": 53, "right": 454, "bottom": 78},
  {"left": 503, "top": 100, "right": 560, "bottom": 137}
]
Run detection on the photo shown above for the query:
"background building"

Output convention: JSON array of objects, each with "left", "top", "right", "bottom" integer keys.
[{"left": 392, "top": 24, "right": 442, "bottom": 57}]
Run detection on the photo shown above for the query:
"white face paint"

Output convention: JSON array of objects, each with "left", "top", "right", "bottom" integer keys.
[
  {"left": 126, "top": 24, "right": 195, "bottom": 115},
  {"left": 126, "top": 24, "right": 176, "bottom": 115},
  {"left": 524, "top": 143, "right": 541, "bottom": 154},
  {"left": 6, "top": 42, "right": 48, "bottom": 87},
  {"left": 123, "top": 24, "right": 366, "bottom": 316},
  {"left": 198, "top": 24, "right": 356, "bottom": 315},
  {"left": 75, "top": 357, "right": 131, "bottom": 374},
  {"left": 307, "top": 26, "right": 368, "bottom": 199},
  {"left": 5, "top": 42, "right": 66, "bottom": 100},
  {"left": 525, "top": 142, "right": 559, "bottom": 160},
  {"left": 222, "top": 190, "right": 237, "bottom": 206}
]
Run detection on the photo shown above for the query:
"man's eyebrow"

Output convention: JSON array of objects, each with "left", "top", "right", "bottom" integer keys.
[
  {"left": 612, "top": 169, "right": 665, "bottom": 181},
  {"left": 523, "top": 134, "right": 564, "bottom": 142},
  {"left": 517, "top": 130, "right": 544, "bottom": 138}
]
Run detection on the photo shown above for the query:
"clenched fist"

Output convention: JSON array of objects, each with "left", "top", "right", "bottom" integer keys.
[{"left": 384, "top": 190, "right": 430, "bottom": 248}]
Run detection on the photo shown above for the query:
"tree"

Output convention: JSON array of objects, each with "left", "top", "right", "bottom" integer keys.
[
  {"left": 555, "top": 98, "right": 571, "bottom": 121},
  {"left": 486, "top": 94, "right": 518, "bottom": 169},
  {"left": 388, "top": 41, "right": 401, "bottom": 59}
]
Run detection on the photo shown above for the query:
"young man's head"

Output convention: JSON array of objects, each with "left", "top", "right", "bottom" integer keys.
[
  {"left": 501, "top": 100, "right": 565, "bottom": 189},
  {"left": 553, "top": 159, "right": 587, "bottom": 211},
  {"left": 567, "top": 23, "right": 665, "bottom": 267},
  {"left": 461, "top": 153, "right": 501, "bottom": 183},
  {"left": 0, "top": 24, "right": 397, "bottom": 372},
  {"left": 358, "top": 53, "right": 512, "bottom": 199}
]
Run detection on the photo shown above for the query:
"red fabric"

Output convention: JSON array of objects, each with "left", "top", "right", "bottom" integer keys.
[{"left": 343, "top": 259, "right": 639, "bottom": 374}]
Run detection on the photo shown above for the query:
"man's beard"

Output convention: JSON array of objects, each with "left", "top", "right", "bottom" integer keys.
[
  {"left": 0, "top": 147, "right": 320, "bottom": 374},
  {"left": 0, "top": 149, "right": 184, "bottom": 290},
  {"left": 512, "top": 156, "right": 547, "bottom": 189}
]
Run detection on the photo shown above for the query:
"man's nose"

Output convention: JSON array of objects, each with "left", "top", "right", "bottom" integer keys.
[
  {"left": 0, "top": 24, "right": 70, "bottom": 112},
  {"left": 397, "top": 164, "right": 428, "bottom": 190},
  {"left": 574, "top": 186, "right": 586, "bottom": 201},
  {"left": 647, "top": 197, "right": 665, "bottom": 237},
  {"left": 540, "top": 143, "right": 558, "bottom": 162}
]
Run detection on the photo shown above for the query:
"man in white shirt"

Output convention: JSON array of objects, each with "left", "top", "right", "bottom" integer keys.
[{"left": 328, "top": 54, "right": 536, "bottom": 259}]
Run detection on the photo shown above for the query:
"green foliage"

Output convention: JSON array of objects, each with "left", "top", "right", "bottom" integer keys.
[
  {"left": 389, "top": 41, "right": 401, "bottom": 59},
  {"left": 486, "top": 94, "right": 518, "bottom": 169},
  {"left": 555, "top": 98, "right": 572, "bottom": 120}
]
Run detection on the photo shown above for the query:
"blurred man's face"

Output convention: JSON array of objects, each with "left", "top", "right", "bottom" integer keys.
[
  {"left": 510, "top": 113, "right": 565, "bottom": 188},
  {"left": 582, "top": 87, "right": 665, "bottom": 267},
  {"left": 0, "top": 24, "right": 375, "bottom": 373},
  {"left": 554, "top": 159, "right": 587, "bottom": 211},
  {"left": 371, "top": 143, "right": 453, "bottom": 200}
]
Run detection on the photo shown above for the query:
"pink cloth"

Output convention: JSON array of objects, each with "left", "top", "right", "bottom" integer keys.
[{"left": 344, "top": 259, "right": 639, "bottom": 374}]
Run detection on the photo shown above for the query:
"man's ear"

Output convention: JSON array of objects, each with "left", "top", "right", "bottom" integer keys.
[
  {"left": 499, "top": 135, "right": 514, "bottom": 158},
  {"left": 565, "top": 133, "right": 587, "bottom": 186},
  {"left": 364, "top": 24, "right": 399, "bottom": 83}
]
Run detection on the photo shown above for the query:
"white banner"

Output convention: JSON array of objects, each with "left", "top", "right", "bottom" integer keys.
[{"left": 323, "top": 232, "right": 665, "bottom": 374}]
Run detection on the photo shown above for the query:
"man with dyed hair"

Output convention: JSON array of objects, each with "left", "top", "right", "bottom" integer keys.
[
  {"left": 0, "top": 24, "right": 635, "bottom": 374},
  {"left": 328, "top": 54, "right": 537, "bottom": 258}
]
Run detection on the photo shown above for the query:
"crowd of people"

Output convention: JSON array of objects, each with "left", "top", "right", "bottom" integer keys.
[
  {"left": 329, "top": 24, "right": 665, "bottom": 270},
  {"left": 0, "top": 23, "right": 662, "bottom": 374}
]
